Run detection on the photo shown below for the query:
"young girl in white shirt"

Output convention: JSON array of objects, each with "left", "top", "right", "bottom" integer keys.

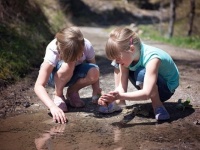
[{"left": 34, "top": 26, "right": 101, "bottom": 124}]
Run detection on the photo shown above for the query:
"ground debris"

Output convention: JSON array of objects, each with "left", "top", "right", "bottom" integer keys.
[
  {"left": 176, "top": 98, "right": 192, "bottom": 111},
  {"left": 132, "top": 105, "right": 150, "bottom": 117},
  {"left": 193, "top": 120, "right": 200, "bottom": 125}
]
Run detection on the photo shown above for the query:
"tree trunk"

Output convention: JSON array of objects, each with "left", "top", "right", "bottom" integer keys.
[
  {"left": 159, "top": 1, "right": 163, "bottom": 34},
  {"left": 187, "top": 0, "right": 195, "bottom": 36},
  {"left": 168, "top": 0, "right": 176, "bottom": 38}
]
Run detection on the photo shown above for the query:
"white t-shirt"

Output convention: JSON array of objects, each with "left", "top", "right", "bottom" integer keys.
[{"left": 44, "top": 38, "right": 95, "bottom": 67}]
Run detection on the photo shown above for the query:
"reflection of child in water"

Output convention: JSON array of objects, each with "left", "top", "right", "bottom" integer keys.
[{"left": 34, "top": 124, "right": 66, "bottom": 150}]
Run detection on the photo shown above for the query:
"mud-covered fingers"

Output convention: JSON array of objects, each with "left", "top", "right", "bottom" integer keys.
[
  {"left": 107, "top": 91, "right": 119, "bottom": 97},
  {"left": 99, "top": 95, "right": 112, "bottom": 104},
  {"left": 52, "top": 114, "right": 58, "bottom": 123},
  {"left": 98, "top": 98, "right": 107, "bottom": 106},
  {"left": 104, "top": 92, "right": 119, "bottom": 102},
  {"left": 51, "top": 107, "right": 67, "bottom": 124},
  {"left": 55, "top": 112, "right": 67, "bottom": 124},
  {"left": 100, "top": 101, "right": 107, "bottom": 106},
  {"left": 59, "top": 111, "right": 67, "bottom": 124},
  {"left": 52, "top": 114, "right": 61, "bottom": 124},
  {"left": 98, "top": 100, "right": 102, "bottom": 105},
  {"left": 98, "top": 97, "right": 103, "bottom": 105},
  {"left": 101, "top": 93, "right": 114, "bottom": 100}
]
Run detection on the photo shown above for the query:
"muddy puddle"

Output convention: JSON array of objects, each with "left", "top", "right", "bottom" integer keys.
[{"left": 0, "top": 106, "right": 199, "bottom": 150}]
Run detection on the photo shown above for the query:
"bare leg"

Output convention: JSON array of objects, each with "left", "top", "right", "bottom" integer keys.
[
  {"left": 150, "top": 84, "right": 163, "bottom": 110},
  {"left": 91, "top": 78, "right": 102, "bottom": 103},
  {"left": 138, "top": 83, "right": 163, "bottom": 109},
  {"left": 54, "top": 62, "right": 75, "bottom": 97},
  {"left": 53, "top": 63, "right": 75, "bottom": 111},
  {"left": 67, "top": 67, "right": 99, "bottom": 107},
  {"left": 92, "top": 79, "right": 101, "bottom": 97},
  {"left": 149, "top": 84, "right": 170, "bottom": 120},
  {"left": 67, "top": 67, "right": 99, "bottom": 94}
]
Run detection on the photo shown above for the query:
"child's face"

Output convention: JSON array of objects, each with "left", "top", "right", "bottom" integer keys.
[{"left": 115, "top": 50, "right": 134, "bottom": 67}]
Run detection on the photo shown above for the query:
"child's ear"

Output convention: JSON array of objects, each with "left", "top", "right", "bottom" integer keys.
[{"left": 129, "top": 45, "right": 135, "bottom": 52}]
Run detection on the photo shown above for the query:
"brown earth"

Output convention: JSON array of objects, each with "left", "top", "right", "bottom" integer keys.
[{"left": 0, "top": 26, "right": 200, "bottom": 150}]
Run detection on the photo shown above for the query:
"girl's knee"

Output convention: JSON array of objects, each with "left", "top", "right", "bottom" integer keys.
[{"left": 87, "top": 67, "right": 99, "bottom": 82}]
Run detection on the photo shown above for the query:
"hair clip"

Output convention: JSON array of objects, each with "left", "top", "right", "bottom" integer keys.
[{"left": 129, "top": 37, "right": 133, "bottom": 45}]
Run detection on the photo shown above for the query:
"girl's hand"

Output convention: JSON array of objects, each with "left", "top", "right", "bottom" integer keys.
[
  {"left": 49, "top": 105, "right": 67, "bottom": 124},
  {"left": 109, "top": 91, "right": 120, "bottom": 99},
  {"left": 98, "top": 91, "right": 120, "bottom": 105},
  {"left": 98, "top": 96, "right": 108, "bottom": 106}
]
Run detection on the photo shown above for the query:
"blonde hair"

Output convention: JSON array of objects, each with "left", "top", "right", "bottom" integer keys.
[
  {"left": 55, "top": 26, "right": 84, "bottom": 62},
  {"left": 105, "top": 27, "right": 141, "bottom": 60}
]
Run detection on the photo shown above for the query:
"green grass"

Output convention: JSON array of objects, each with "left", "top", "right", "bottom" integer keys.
[
  {"left": 0, "top": 0, "right": 68, "bottom": 86},
  {"left": 139, "top": 25, "right": 200, "bottom": 51},
  {"left": 0, "top": 24, "right": 46, "bottom": 83}
]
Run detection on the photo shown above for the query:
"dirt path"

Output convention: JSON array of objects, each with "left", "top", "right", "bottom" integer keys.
[{"left": 0, "top": 26, "right": 200, "bottom": 150}]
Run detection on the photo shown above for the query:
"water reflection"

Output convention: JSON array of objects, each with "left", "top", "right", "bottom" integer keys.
[
  {"left": 34, "top": 124, "right": 66, "bottom": 150},
  {"left": 113, "top": 127, "right": 123, "bottom": 150}
]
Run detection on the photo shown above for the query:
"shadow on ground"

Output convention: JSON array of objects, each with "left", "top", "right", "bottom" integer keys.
[
  {"left": 58, "top": 0, "right": 159, "bottom": 26},
  {"left": 52, "top": 97, "right": 195, "bottom": 127}
]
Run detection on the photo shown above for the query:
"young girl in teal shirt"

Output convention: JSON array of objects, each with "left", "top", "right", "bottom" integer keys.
[{"left": 98, "top": 27, "right": 179, "bottom": 121}]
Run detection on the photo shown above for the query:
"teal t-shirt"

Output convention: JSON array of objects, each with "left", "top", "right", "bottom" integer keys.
[{"left": 129, "top": 43, "right": 179, "bottom": 93}]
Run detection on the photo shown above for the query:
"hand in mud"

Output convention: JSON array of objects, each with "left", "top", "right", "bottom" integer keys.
[
  {"left": 49, "top": 105, "right": 67, "bottom": 124},
  {"left": 98, "top": 91, "right": 119, "bottom": 106}
]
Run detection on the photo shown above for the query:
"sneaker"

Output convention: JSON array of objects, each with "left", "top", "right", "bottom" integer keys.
[
  {"left": 67, "top": 92, "right": 85, "bottom": 108},
  {"left": 91, "top": 94, "right": 101, "bottom": 104},
  {"left": 53, "top": 95, "right": 68, "bottom": 112},
  {"left": 154, "top": 106, "right": 170, "bottom": 121},
  {"left": 99, "top": 103, "right": 122, "bottom": 114}
]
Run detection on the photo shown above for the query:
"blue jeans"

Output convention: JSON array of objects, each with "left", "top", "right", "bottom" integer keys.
[
  {"left": 48, "top": 61, "right": 99, "bottom": 87},
  {"left": 129, "top": 67, "right": 174, "bottom": 102}
]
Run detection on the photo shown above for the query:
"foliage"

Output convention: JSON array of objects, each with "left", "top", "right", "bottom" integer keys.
[
  {"left": 0, "top": 24, "right": 45, "bottom": 84},
  {"left": 0, "top": 0, "right": 67, "bottom": 86},
  {"left": 139, "top": 25, "right": 200, "bottom": 50},
  {"left": 176, "top": 98, "right": 192, "bottom": 111}
]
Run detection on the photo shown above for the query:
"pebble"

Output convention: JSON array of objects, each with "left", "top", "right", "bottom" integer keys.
[
  {"left": 23, "top": 102, "right": 30, "bottom": 108},
  {"left": 193, "top": 120, "right": 200, "bottom": 125},
  {"left": 0, "top": 103, "right": 4, "bottom": 109},
  {"left": 0, "top": 108, "right": 6, "bottom": 118}
]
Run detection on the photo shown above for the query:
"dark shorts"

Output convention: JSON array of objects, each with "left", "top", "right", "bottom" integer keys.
[
  {"left": 111, "top": 61, "right": 174, "bottom": 102},
  {"left": 48, "top": 61, "right": 98, "bottom": 87},
  {"left": 128, "top": 67, "right": 174, "bottom": 102}
]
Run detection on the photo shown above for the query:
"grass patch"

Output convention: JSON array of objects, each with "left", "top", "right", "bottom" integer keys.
[
  {"left": 139, "top": 25, "right": 200, "bottom": 50},
  {"left": 0, "top": 24, "right": 46, "bottom": 84},
  {"left": 0, "top": 0, "right": 68, "bottom": 86}
]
